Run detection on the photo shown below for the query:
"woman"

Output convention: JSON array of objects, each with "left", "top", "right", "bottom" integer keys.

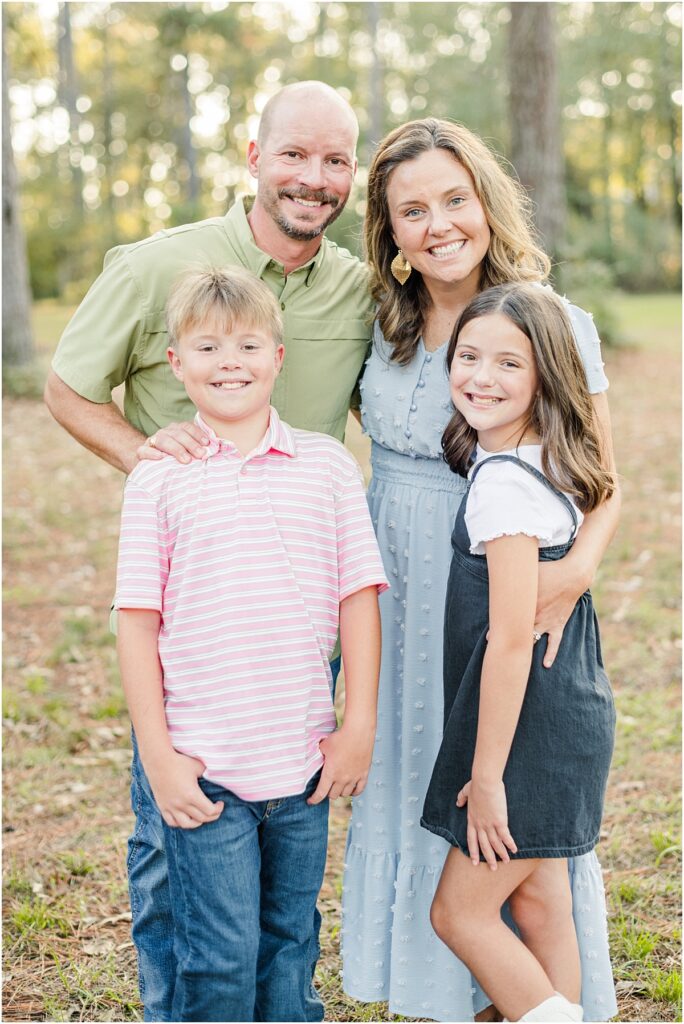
[{"left": 340, "top": 119, "right": 619, "bottom": 1023}]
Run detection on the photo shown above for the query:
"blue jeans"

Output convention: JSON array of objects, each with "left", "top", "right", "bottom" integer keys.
[
  {"left": 164, "top": 774, "right": 328, "bottom": 1022},
  {"left": 127, "top": 656, "right": 341, "bottom": 1022}
]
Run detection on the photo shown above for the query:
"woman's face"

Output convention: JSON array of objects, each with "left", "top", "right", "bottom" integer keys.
[{"left": 386, "top": 148, "right": 491, "bottom": 294}]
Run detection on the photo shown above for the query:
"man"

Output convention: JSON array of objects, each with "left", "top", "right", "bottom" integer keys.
[{"left": 45, "top": 80, "right": 374, "bottom": 1022}]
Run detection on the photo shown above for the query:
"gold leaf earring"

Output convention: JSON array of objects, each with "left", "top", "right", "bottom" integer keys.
[{"left": 390, "top": 249, "right": 412, "bottom": 285}]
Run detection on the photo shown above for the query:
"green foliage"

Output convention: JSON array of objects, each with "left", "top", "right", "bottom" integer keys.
[
  {"left": 2, "top": 362, "right": 47, "bottom": 398},
  {"left": 92, "top": 691, "right": 127, "bottom": 719},
  {"left": 4, "top": 2, "right": 680, "bottom": 299},
  {"left": 4, "top": 867, "right": 36, "bottom": 899},
  {"left": 553, "top": 258, "right": 622, "bottom": 346},
  {"left": 10, "top": 898, "right": 71, "bottom": 940},
  {"left": 58, "top": 851, "right": 95, "bottom": 877},
  {"left": 613, "top": 878, "right": 642, "bottom": 904},
  {"left": 650, "top": 830, "right": 682, "bottom": 866},
  {"left": 647, "top": 968, "right": 682, "bottom": 1007}
]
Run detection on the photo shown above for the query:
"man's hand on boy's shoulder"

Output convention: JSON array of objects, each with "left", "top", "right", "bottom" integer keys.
[
  {"left": 145, "top": 749, "right": 224, "bottom": 829},
  {"left": 307, "top": 720, "right": 376, "bottom": 805}
]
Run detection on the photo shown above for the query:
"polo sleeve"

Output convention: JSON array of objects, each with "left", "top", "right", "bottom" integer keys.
[
  {"left": 51, "top": 247, "right": 145, "bottom": 403},
  {"left": 114, "top": 476, "right": 169, "bottom": 612},
  {"left": 465, "top": 461, "right": 556, "bottom": 556},
  {"left": 564, "top": 301, "right": 609, "bottom": 394},
  {"left": 334, "top": 454, "right": 389, "bottom": 601}
]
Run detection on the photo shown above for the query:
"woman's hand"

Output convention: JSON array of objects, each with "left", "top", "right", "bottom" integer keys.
[
  {"left": 457, "top": 778, "right": 517, "bottom": 870},
  {"left": 535, "top": 558, "right": 591, "bottom": 668},
  {"left": 137, "top": 421, "right": 210, "bottom": 464}
]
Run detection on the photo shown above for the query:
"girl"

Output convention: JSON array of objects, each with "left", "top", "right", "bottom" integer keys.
[{"left": 421, "top": 283, "right": 616, "bottom": 1023}]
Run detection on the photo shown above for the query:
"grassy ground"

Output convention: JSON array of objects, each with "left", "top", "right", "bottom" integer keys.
[{"left": 3, "top": 294, "right": 681, "bottom": 1022}]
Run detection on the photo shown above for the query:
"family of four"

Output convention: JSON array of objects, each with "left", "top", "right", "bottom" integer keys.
[{"left": 46, "top": 81, "right": 619, "bottom": 1024}]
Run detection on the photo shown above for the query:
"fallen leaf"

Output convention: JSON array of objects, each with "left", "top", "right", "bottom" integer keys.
[
  {"left": 82, "top": 938, "right": 115, "bottom": 956},
  {"left": 615, "top": 980, "right": 646, "bottom": 996}
]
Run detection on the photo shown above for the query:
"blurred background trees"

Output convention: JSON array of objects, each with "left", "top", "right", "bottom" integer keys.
[{"left": 3, "top": 0, "right": 681, "bottom": 308}]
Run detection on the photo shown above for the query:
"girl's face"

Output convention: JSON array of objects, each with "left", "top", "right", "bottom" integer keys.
[
  {"left": 449, "top": 312, "right": 539, "bottom": 452},
  {"left": 386, "top": 148, "right": 491, "bottom": 295}
]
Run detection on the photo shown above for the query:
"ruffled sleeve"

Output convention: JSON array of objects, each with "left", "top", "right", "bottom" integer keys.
[
  {"left": 562, "top": 300, "right": 609, "bottom": 394},
  {"left": 465, "top": 460, "right": 572, "bottom": 555}
]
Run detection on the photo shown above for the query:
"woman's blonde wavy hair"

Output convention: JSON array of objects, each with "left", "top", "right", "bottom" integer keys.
[
  {"left": 365, "top": 118, "right": 551, "bottom": 364},
  {"left": 442, "top": 283, "right": 614, "bottom": 513}
]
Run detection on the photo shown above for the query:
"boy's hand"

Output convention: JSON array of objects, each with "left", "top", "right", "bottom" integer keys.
[
  {"left": 307, "top": 723, "right": 375, "bottom": 804},
  {"left": 457, "top": 778, "right": 517, "bottom": 870},
  {"left": 146, "top": 750, "right": 224, "bottom": 829}
]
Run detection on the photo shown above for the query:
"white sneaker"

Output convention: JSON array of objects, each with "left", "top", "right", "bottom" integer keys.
[{"left": 519, "top": 993, "right": 584, "bottom": 1021}]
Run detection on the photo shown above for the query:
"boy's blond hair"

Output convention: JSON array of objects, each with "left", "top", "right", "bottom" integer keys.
[{"left": 166, "top": 265, "right": 284, "bottom": 349}]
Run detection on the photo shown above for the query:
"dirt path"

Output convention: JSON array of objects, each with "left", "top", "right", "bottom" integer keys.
[{"left": 3, "top": 327, "right": 680, "bottom": 1021}]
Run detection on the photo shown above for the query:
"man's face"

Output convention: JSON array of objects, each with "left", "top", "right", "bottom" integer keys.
[{"left": 247, "top": 96, "right": 357, "bottom": 242}]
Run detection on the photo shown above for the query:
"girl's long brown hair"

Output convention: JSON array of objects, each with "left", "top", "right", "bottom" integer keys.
[
  {"left": 442, "top": 284, "right": 614, "bottom": 512},
  {"left": 365, "top": 118, "right": 551, "bottom": 365}
]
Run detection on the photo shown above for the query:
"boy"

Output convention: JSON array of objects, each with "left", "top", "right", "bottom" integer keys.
[{"left": 115, "top": 265, "right": 387, "bottom": 1022}]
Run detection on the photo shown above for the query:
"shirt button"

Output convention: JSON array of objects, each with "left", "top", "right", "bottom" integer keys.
[
  {"left": 280, "top": 302, "right": 285, "bottom": 310},
  {"left": 405, "top": 430, "right": 412, "bottom": 439},
  {"left": 410, "top": 403, "right": 417, "bottom": 412},
  {"left": 418, "top": 379, "right": 426, "bottom": 388},
  {"left": 425, "top": 354, "right": 433, "bottom": 363}
]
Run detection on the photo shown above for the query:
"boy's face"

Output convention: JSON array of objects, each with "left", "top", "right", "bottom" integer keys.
[{"left": 168, "top": 318, "right": 285, "bottom": 436}]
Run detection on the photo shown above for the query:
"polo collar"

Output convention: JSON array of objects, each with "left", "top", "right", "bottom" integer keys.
[
  {"left": 222, "top": 196, "right": 325, "bottom": 286},
  {"left": 194, "top": 407, "right": 297, "bottom": 460}
]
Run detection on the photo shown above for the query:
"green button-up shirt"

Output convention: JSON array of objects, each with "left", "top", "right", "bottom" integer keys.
[{"left": 53, "top": 198, "right": 374, "bottom": 443}]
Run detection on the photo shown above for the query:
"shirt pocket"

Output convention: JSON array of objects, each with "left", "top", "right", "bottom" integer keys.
[
  {"left": 280, "top": 317, "right": 371, "bottom": 431},
  {"left": 133, "top": 315, "right": 196, "bottom": 426}
]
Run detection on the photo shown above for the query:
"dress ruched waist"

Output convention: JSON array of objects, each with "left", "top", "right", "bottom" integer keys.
[{"left": 370, "top": 441, "right": 466, "bottom": 494}]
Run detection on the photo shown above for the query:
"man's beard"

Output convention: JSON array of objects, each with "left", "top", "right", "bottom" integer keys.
[{"left": 262, "top": 185, "right": 347, "bottom": 241}]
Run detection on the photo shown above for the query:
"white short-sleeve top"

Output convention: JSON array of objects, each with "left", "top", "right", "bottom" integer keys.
[{"left": 465, "top": 444, "right": 585, "bottom": 556}]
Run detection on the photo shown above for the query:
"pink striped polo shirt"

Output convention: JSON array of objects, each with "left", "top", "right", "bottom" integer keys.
[{"left": 115, "top": 408, "right": 388, "bottom": 801}]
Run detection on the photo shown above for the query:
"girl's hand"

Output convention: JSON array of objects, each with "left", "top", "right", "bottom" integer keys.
[
  {"left": 457, "top": 778, "right": 517, "bottom": 870},
  {"left": 535, "top": 558, "right": 591, "bottom": 668},
  {"left": 146, "top": 750, "right": 224, "bottom": 829},
  {"left": 137, "top": 421, "right": 210, "bottom": 464}
]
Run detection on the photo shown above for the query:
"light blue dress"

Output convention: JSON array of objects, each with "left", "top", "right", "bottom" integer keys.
[{"left": 341, "top": 302, "right": 618, "bottom": 1022}]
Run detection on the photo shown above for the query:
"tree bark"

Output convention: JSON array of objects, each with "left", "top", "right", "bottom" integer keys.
[
  {"left": 2, "top": 11, "right": 35, "bottom": 368},
  {"left": 367, "top": 2, "right": 383, "bottom": 158},
  {"left": 56, "top": 2, "right": 83, "bottom": 292},
  {"left": 508, "top": 3, "right": 565, "bottom": 260}
]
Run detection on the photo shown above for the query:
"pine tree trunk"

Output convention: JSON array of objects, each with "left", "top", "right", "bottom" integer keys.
[
  {"left": 56, "top": 2, "right": 83, "bottom": 293},
  {"left": 2, "top": 12, "right": 34, "bottom": 369},
  {"left": 508, "top": 3, "right": 565, "bottom": 261},
  {"left": 367, "top": 2, "right": 383, "bottom": 158}
]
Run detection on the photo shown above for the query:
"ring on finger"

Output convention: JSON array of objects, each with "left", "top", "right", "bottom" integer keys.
[{"left": 532, "top": 631, "right": 542, "bottom": 643}]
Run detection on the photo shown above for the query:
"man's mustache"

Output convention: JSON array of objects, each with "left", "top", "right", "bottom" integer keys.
[{"left": 278, "top": 187, "right": 339, "bottom": 208}]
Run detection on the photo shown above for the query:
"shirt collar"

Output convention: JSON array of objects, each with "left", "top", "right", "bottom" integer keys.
[
  {"left": 222, "top": 196, "right": 325, "bottom": 286},
  {"left": 194, "top": 407, "right": 297, "bottom": 460}
]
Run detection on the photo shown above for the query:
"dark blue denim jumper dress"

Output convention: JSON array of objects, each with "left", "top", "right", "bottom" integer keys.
[{"left": 421, "top": 454, "right": 615, "bottom": 859}]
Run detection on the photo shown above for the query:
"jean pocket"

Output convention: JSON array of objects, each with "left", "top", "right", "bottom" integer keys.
[
  {"left": 197, "top": 776, "right": 231, "bottom": 803},
  {"left": 303, "top": 769, "right": 323, "bottom": 800}
]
